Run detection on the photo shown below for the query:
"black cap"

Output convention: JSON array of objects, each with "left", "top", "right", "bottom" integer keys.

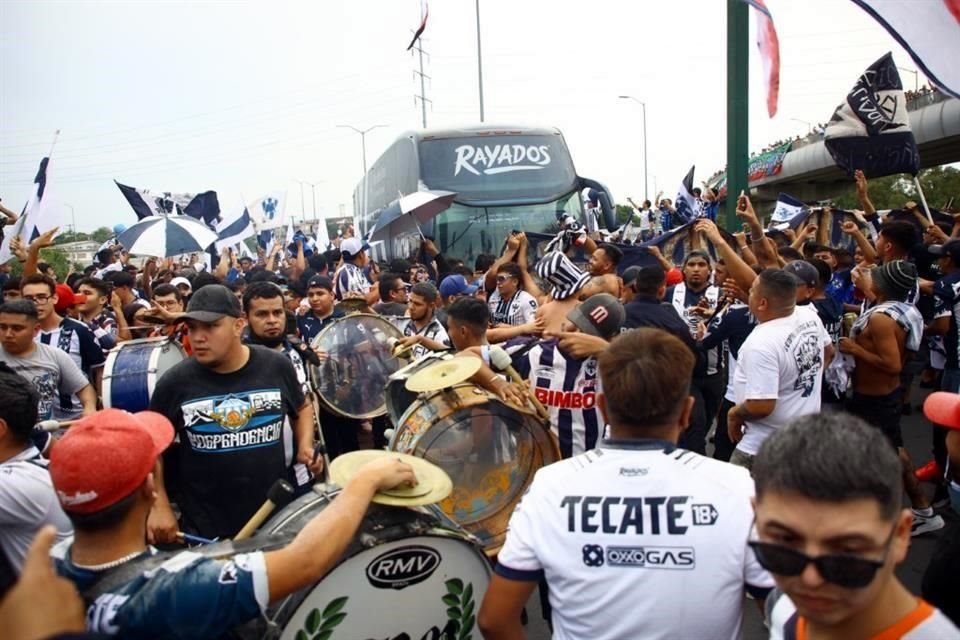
[
  {"left": 306, "top": 275, "right": 333, "bottom": 291},
  {"left": 929, "top": 239, "right": 960, "bottom": 261},
  {"left": 182, "top": 284, "right": 242, "bottom": 322},
  {"left": 783, "top": 260, "right": 820, "bottom": 287}
]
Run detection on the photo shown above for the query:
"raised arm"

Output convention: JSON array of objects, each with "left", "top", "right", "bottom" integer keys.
[
  {"left": 841, "top": 220, "right": 877, "bottom": 264},
  {"left": 854, "top": 170, "right": 876, "bottom": 216},
  {"left": 695, "top": 219, "right": 757, "bottom": 291}
]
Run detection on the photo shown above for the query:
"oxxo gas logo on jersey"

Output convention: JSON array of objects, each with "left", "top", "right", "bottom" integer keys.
[
  {"left": 453, "top": 143, "right": 552, "bottom": 176},
  {"left": 582, "top": 545, "right": 696, "bottom": 569},
  {"left": 365, "top": 545, "right": 441, "bottom": 590}
]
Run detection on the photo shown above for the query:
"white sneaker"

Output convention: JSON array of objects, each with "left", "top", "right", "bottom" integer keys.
[{"left": 911, "top": 512, "right": 945, "bottom": 537}]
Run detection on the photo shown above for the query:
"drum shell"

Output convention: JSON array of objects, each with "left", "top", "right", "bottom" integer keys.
[
  {"left": 308, "top": 313, "right": 404, "bottom": 419},
  {"left": 384, "top": 352, "right": 452, "bottom": 427},
  {"left": 236, "top": 486, "right": 491, "bottom": 640},
  {"left": 390, "top": 384, "right": 560, "bottom": 555},
  {"left": 102, "top": 337, "right": 186, "bottom": 413}
]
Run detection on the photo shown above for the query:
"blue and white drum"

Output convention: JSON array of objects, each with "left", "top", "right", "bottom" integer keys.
[
  {"left": 102, "top": 337, "right": 186, "bottom": 412},
  {"left": 234, "top": 486, "right": 491, "bottom": 640}
]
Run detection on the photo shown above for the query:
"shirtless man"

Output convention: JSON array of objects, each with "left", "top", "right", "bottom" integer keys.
[
  {"left": 579, "top": 243, "right": 623, "bottom": 300},
  {"left": 839, "top": 260, "right": 944, "bottom": 536}
]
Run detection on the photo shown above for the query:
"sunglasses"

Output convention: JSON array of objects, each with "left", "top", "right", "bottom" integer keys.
[
  {"left": 496, "top": 275, "right": 514, "bottom": 284},
  {"left": 748, "top": 526, "right": 895, "bottom": 589}
]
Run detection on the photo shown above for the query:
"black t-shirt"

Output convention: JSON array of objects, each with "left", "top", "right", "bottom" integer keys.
[{"left": 149, "top": 345, "right": 306, "bottom": 539}]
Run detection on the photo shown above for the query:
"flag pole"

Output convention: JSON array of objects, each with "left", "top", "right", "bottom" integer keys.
[
  {"left": 913, "top": 175, "right": 935, "bottom": 225},
  {"left": 47, "top": 129, "right": 61, "bottom": 157}
]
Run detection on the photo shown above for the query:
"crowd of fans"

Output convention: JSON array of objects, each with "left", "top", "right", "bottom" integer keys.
[{"left": 0, "top": 167, "right": 958, "bottom": 638}]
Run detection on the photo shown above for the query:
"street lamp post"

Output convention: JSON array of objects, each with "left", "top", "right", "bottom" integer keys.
[
  {"left": 337, "top": 124, "right": 387, "bottom": 238},
  {"left": 790, "top": 118, "right": 813, "bottom": 134},
  {"left": 618, "top": 96, "right": 648, "bottom": 202},
  {"left": 475, "top": 0, "right": 485, "bottom": 122},
  {"left": 897, "top": 66, "right": 919, "bottom": 92},
  {"left": 64, "top": 204, "right": 75, "bottom": 234},
  {"left": 293, "top": 180, "right": 307, "bottom": 221}
]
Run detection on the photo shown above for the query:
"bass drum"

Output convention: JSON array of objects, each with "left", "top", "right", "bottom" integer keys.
[
  {"left": 102, "top": 337, "right": 186, "bottom": 412},
  {"left": 235, "top": 486, "right": 491, "bottom": 640},
  {"left": 384, "top": 351, "right": 453, "bottom": 427},
  {"left": 309, "top": 313, "right": 405, "bottom": 419},
  {"left": 390, "top": 384, "right": 560, "bottom": 555}
]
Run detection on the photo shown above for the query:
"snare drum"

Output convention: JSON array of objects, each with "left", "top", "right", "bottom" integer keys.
[
  {"left": 384, "top": 351, "right": 453, "bottom": 426},
  {"left": 234, "top": 486, "right": 491, "bottom": 640},
  {"left": 309, "top": 313, "right": 406, "bottom": 419},
  {"left": 390, "top": 384, "right": 560, "bottom": 554},
  {"left": 102, "top": 337, "right": 186, "bottom": 412}
]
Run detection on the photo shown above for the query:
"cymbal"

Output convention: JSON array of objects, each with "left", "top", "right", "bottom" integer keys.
[
  {"left": 404, "top": 357, "right": 481, "bottom": 392},
  {"left": 329, "top": 450, "right": 453, "bottom": 506}
]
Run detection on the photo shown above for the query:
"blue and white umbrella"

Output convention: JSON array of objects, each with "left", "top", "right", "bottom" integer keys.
[{"left": 116, "top": 214, "right": 218, "bottom": 257}]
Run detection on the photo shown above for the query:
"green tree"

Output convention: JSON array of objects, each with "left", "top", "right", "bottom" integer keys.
[
  {"left": 90, "top": 226, "right": 114, "bottom": 244},
  {"left": 833, "top": 166, "right": 960, "bottom": 211},
  {"left": 9, "top": 247, "right": 72, "bottom": 281},
  {"left": 615, "top": 204, "right": 634, "bottom": 225},
  {"left": 54, "top": 230, "right": 91, "bottom": 244}
]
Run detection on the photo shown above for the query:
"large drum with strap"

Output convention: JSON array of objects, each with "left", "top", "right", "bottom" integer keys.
[
  {"left": 389, "top": 384, "right": 560, "bottom": 555},
  {"left": 308, "top": 314, "right": 406, "bottom": 419},
  {"left": 102, "top": 337, "right": 186, "bottom": 412},
  {"left": 234, "top": 485, "right": 491, "bottom": 639}
]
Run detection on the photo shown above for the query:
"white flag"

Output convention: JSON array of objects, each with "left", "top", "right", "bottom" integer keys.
[
  {"left": 249, "top": 192, "right": 286, "bottom": 230},
  {"left": 0, "top": 157, "right": 53, "bottom": 264}
]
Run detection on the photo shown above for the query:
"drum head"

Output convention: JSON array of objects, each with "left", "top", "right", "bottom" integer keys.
[
  {"left": 391, "top": 386, "right": 560, "bottom": 554},
  {"left": 310, "top": 314, "right": 404, "bottom": 419}
]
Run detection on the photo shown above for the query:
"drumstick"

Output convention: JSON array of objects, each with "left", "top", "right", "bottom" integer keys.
[
  {"left": 35, "top": 419, "right": 81, "bottom": 432},
  {"left": 488, "top": 346, "right": 550, "bottom": 422},
  {"left": 176, "top": 531, "right": 216, "bottom": 545},
  {"left": 234, "top": 479, "right": 296, "bottom": 541}
]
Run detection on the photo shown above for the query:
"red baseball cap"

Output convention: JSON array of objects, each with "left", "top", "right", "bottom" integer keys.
[
  {"left": 923, "top": 392, "right": 960, "bottom": 430},
  {"left": 49, "top": 409, "right": 175, "bottom": 515},
  {"left": 54, "top": 284, "right": 87, "bottom": 313},
  {"left": 666, "top": 267, "right": 684, "bottom": 286}
]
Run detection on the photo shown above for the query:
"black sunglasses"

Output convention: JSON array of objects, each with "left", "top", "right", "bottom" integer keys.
[{"left": 748, "top": 526, "right": 895, "bottom": 589}]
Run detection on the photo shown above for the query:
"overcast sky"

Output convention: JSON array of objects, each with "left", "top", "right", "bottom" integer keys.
[{"left": 0, "top": 0, "right": 926, "bottom": 232}]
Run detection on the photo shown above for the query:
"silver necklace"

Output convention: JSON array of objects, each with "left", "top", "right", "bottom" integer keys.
[{"left": 72, "top": 549, "right": 146, "bottom": 571}]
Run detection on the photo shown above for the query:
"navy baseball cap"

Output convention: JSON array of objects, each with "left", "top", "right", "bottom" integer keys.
[{"left": 439, "top": 274, "right": 479, "bottom": 298}]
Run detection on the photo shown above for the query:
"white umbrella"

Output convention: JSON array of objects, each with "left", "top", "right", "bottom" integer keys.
[
  {"left": 116, "top": 214, "right": 218, "bottom": 258},
  {"left": 368, "top": 190, "right": 457, "bottom": 243}
]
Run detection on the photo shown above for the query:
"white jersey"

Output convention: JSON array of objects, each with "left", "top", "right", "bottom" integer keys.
[
  {"left": 488, "top": 289, "right": 538, "bottom": 327},
  {"left": 513, "top": 338, "right": 603, "bottom": 458},
  {"left": 333, "top": 262, "right": 370, "bottom": 301},
  {"left": 0, "top": 446, "right": 73, "bottom": 573},
  {"left": 732, "top": 306, "right": 831, "bottom": 456},
  {"left": 391, "top": 316, "right": 451, "bottom": 360},
  {"left": 496, "top": 439, "right": 773, "bottom": 640}
]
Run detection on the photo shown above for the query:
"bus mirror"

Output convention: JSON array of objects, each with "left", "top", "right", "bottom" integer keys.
[{"left": 579, "top": 177, "right": 617, "bottom": 231}]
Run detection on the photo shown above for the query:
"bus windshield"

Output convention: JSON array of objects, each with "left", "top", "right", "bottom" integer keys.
[
  {"left": 418, "top": 134, "right": 578, "bottom": 204},
  {"left": 429, "top": 194, "right": 583, "bottom": 266}
]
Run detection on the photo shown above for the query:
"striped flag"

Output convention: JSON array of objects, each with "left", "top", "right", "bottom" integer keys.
[
  {"left": 215, "top": 207, "right": 255, "bottom": 251},
  {"left": 770, "top": 192, "right": 808, "bottom": 229},
  {"left": 848, "top": 0, "right": 960, "bottom": 99},
  {"left": 823, "top": 53, "right": 920, "bottom": 178},
  {"left": 0, "top": 157, "right": 52, "bottom": 263},
  {"left": 115, "top": 181, "right": 221, "bottom": 226},
  {"left": 674, "top": 166, "right": 699, "bottom": 224},
  {"left": 743, "top": 0, "right": 781, "bottom": 118}
]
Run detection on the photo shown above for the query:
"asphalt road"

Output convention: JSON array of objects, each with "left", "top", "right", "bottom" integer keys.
[{"left": 520, "top": 387, "right": 956, "bottom": 639}]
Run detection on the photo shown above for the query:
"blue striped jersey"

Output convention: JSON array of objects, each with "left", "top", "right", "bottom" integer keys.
[{"left": 513, "top": 338, "right": 602, "bottom": 458}]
